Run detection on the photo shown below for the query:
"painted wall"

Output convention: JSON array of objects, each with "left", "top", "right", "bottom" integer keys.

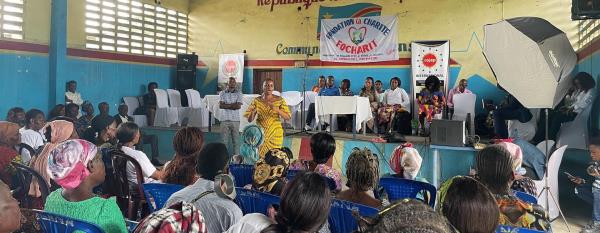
[{"left": 188, "top": 0, "right": 578, "bottom": 114}]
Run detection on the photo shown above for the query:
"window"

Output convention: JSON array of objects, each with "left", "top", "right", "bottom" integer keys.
[
  {"left": 85, "top": 0, "right": 188, "bottom": 58},
  {"left": 0, "top": 0, "right": 24, "bottom": 40},
  {"left": 578, "top": 19, "right": 600, "bottom": 50}
]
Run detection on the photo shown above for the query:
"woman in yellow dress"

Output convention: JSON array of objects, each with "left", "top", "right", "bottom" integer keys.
[{"left": 245, "top": 79, "right": 291, "bottom": 157}]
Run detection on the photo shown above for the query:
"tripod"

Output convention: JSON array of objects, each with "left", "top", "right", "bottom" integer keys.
[
  {"left": 287, "top": 16, "right": 314, "bottom": 136},
  {"left": 537, "top": 108, "right": 570, "bottom": 232}
]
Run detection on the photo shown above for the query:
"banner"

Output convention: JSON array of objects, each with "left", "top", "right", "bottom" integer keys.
[
  {"left": 316, "top": 3, "right": 382, "bottom": 39},
  {"left": 218, "top": 53, "right": 245, "bottom": 91},
  {"left": 319, "top": 16, "right": 398, "bottom": 63},
  {"left": 411, "top": 41, "right": 450, "bottom": 112}
]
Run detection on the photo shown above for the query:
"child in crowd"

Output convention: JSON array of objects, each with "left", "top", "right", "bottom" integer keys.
[{"left": 569, "top": 137, "right": 600, "bottom": 233}]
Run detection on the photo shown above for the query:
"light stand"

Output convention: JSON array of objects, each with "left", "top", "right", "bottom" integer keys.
[
  {"left": 287, "top": 16, "right": 313, "bottom": 136},
  {"left": 537, "top": 108, "right": 571, "bottom": 231}
]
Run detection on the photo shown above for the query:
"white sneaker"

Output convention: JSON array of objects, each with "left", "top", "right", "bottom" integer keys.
[{"left": 304, "top": 124, "right": 313, "bottom": 131}]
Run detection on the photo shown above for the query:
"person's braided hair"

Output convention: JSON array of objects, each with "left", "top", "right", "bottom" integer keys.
[
  {"left": 162, "top": 127, "right": 204, "bottom": 186},
  {"left": 346, "top": 148, "right": 379, "bottom": 191},
  {"left": 363, "top": 199, "right": 453, "bottom": 233},
  {"left": 475, "top": 145, "right": 514, "bottom": 195}
]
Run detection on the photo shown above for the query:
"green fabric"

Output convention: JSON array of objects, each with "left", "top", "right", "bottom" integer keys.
[{"left": 44, "top": 189, "right": 127, "bottom": 233}]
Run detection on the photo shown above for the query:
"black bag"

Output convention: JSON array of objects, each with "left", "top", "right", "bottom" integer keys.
[{"left": 392, "top": 111, "right": 412, "bottom": 135}]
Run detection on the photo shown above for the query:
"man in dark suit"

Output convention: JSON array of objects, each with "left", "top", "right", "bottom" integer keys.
[{"left": 115, "top": 104, "right": 162, "bottom": 166}]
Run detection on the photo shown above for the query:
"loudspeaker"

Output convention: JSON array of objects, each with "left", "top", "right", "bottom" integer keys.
[
  {"left": 572, "top": 0, "right": 600, "bottom": 20},
  {"left": 176, "top": 70, "right": 196, "bottom": 90},
  {"left": 177, "top": 53, "right": 198, "bottom": 71}
]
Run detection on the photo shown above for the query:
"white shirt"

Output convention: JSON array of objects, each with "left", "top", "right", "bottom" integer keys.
[
  {"left": 383, "top": 87, "right": 411, "bottom": 110},
  {"left": 120, "top": 146, "right": 157, "bottom": 184},
  {"left": 165, "top": 178, "right": 243, "bottom": 233},
  {"left": 65, "top": 91, "right": 83, "bottom": 105},
  {"left": 119, "top": 115, "right": 129, "bottom": 124},
  {"left": 224, "top": 213, "right": 274, "bottom": 233},
  {"left": 20, "top": 128, "right": 45, "bottom": 163},
  {"left": 565, "top": 89, "right": 594, "bottom": 114}
]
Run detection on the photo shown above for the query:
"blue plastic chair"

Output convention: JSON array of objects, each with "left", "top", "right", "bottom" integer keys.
[
  {"left": 33, "top": 209, "right": 105, "bottom": 233},
  {"left": 142, "top": 183, "right": 185, "bottom": 212},
  {"left": 234, "top": 187, "right": 281, "bottom": 215},
  {"left": 287, "top": 169, "right": 337, "bottom": 191},
  {"left": 513, "top": 190, "right": 538, "bottom": 204},
  {"left": 379, "top": 177, "right": 437, "bottom": 207},
  {"left": 496, "top": 225, "right": 544, "bottom": 233},
  {"left": 125, "top": 220, "right": 138, "bottom": 233},
  {"left": 229, "top": 164, "right": 255, "bottom": 187},
  {"left": 328, "top": 199, "right": 379, "bottom": 233}
]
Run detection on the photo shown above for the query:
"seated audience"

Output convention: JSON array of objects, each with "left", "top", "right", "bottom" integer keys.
[
  {"left": 305, "top": 75, "right": 340, "bottom": 131},
  {"left": 447, "top": 79, "right": 472, "bottom": 118},
  {"left": 378, "top": 77, "right": 411, "bottom": 134},
  {"left": 228, "top": 172, "right": 332, "bottom": 233},
  {"left": 568, "top": 137, "right": 600, "bottom": 233},
  {"left": 65, "top": 80, "right": 84, "bottom": 106},
  {"left": 311, "top": 75, "right": 326, "bottom": 93},
  {"left": 134, "top": 202, "right": 206, "bottom": 233},
  {"left": 48, "top": 104, "right": 66, "bottom": 120},
  {"left": 162, "top": 127, "right": 204, "bottom": 186},
  {"left": 114, "top": 104, "right": 132, "bottom": 126},
  {"left": 475, "top": 145, "right": 550, "bottom": 231},
  {"left": 136, "top": 82, "right": 158, "bottom": 126},
  {"left": 496, "top": 141, "right": 537, "bottom": 195},
  {"left": 375, "top": 79, "right": 384, "bottom": 96},
  {"left": 5, "top": 107, "right": 25, "bottom": 127},
  {"left": 417, "top": 75, "right": 446, "bottom": 135},
  {"left": 252, "top": 147, "right": 293, "bottom": 195},
  {"left": 20, "top": 109, "right": 46, "bottom": 163},
  {"left": 44, "top": 139, "right": 127, "bottom": 233},
  {"left": 65, "top": 103, "right": 79, "bottom": 121},
  {"left": 388, "top": 143, "right": 425, "bottom": 182},
  {"left": 83, "top": 114, "right": 116, "bottom": 148},
  {"left": 78, "top": 101, "right": 94, "bottom": 136},
  {"left": 97, "top": 102, "right": 110, "bottom": 117},
  {"left": 165, "top": 142, "right": 242, "bottom": 233},
  {"left": 337, "top": 147, "right": 382, "bottom": 208},
  {"left": 0, "top": 122, "right": 21, "bottom": 185},
  {"left": 357, "top": 199, "right": 453, "bottom": 232},
  {"left": 113, "top": 103, "right": 161, "bottom": 165},
  {"left": 337, "top": 79, "right": 354, "bottom": 131},
  {"left": 493, "top": 87, "right": 532, "bottom": 139},
  {"left": 29, "top": 120, "right": 77, "bottom": 198},
  {"left": 0, "top": 180, "right": 22, "bottom": 233},
  {"left": 359, "top": 77, "right": 379, "bottom": 132},
  {"left": 116, "top": 122, "right": 162, "bottom": 184},
  {"left": 289, "top": 132, "right": 342, "bottom": 191},
  {"left": 437, "top": 176, "right": 500, "bottom": 233},
  {"left": 533, "top": 72, "right": 596, "bottom": 143}
]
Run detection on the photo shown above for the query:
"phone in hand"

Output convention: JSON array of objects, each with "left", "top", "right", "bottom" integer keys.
[{"left": 564, "top": 171, "right": 575, "bottom": 179}]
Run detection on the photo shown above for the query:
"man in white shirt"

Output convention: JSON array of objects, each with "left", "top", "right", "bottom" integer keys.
[
  {"left": 166, "top": 143, "right": 242, "bottom": 233},
  {"left": 446, "top": 79, "right": 472, "bottom": 118},
  {"left": 379, "top": 77, "right": 412, "bottom": 134},
  {"left": 20, "top": 109, "right": 46, "bottom": 163},
  {"left": 219, "top": 77, "right": 243, "bottom": 157},
  {"left": 65, "top": 80, "right": 84, "bottom": 106}
]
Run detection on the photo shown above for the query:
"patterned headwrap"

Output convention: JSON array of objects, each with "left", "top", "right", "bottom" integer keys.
[
  {"left": 389, "top": 143, "right": 423, "bottom": 180},
  {"left": 240, "top": 125, "right": 264, "bottom": 164},
  {"left": 134, "top": 202, "right": 206, "bottom": 233},
  {"left": 47, "top": 139, "right": 97, "bottom": 189},
  {"left": 496, "top": 142, "right": 525, "bottom": 175},
  {"left": 252, "top": 147, "right": 292, "bottom": 195}
]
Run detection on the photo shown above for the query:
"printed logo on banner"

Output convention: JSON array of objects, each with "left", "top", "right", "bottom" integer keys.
[
  {"left": 223, "top": 59, "right": 240, "bottom": 77},
  {"left": 218, "top": 53, "right": 245, "bottom": 91},
  {"left": 349, "top": 27, "right": 366, "bottom": 45}
]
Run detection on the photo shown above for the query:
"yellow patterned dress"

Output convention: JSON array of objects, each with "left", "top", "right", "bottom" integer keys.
[{"left": 244, "top": 96, "right": 290, "bottom": 157}]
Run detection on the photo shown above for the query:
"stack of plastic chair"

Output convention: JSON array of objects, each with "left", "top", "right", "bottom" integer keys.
[
  {"left": 185, "top": 89, "right": 209, "bottom": 127},
  {"left": 153, "top": 89, "right": 179, "bottom": 127},
  {"left": 142, "top": 183, "right": 185, "bottom": 213},
  {"left": 533, "top": 145, "right": 568, "bottom": 220},
  {"left": 122, "top": 97, "right": 148, "bottom": 127}
]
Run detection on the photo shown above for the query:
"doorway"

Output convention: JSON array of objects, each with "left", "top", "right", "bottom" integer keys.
[{"left": 253, "top": 69, "right": 283, "bottom": 94}]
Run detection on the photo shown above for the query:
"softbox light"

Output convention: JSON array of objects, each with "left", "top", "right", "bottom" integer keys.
[{"left": 483, "top": 17, "right": 577, "bottom": 108}]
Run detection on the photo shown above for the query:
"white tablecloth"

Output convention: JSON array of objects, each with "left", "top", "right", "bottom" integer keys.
[
  {"left": 314, "top": 96, "right": 373, "bottom": 131},
  {"left": 202, "top": 93, "right": 303, "bottom": 132}
]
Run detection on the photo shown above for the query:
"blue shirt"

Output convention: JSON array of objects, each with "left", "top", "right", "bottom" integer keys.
[{"left": 319, "top": 86, "right": 341, "bottom": 96}]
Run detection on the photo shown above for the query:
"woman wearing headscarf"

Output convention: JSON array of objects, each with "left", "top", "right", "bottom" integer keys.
[
  {"left": 134, "top": 202, "right": 206, "bottom": 233},
  {"left": 497, "top": 141, "right": 537, "bottom": 196},
  {"left": 0, "top": 121, "right": 22, "bottom": 185},
  {"left": 28, "top": 120, "right": 77, "bottom": 198},
  {"left": 44, "top": 139, "right": 127, "bottom": 233},
  {"left": 252, "top": 147, "right": 293, "bottom": 195},
  {"left": 388, "top": 143, "right": 425, "bottom": 182}
]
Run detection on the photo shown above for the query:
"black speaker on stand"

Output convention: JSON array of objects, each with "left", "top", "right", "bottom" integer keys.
[{"left": 176, "top": 53, "right": 198, "bottom": 106}]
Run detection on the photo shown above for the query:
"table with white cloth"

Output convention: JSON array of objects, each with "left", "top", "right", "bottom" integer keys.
[
  {"left": 314, "top": 96, "right": 373, "bottom": 139},
  {"left": 202, "top": 93, "right": 303, "bottom": 132}
]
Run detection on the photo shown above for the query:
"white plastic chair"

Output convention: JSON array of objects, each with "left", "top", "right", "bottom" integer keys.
[
  {"left": 272, "top": 90, "right": 281, "bottom": 96},
  {"left": 185, "top": 89, "right": 209, "bottom": 128},
  {"left": 536, "top": 140, "right": 555, "bottom": 155},
  {"left": 281, "top": 91, "right": 303, "bottom": 129},
  {"left": 153, "top": 89, "right": 179, "bottom": 127},
  {"left": 294, "top": 91, "right": 318, "bottom": 129},
  {"left": 122, "top": 97, "right": 147, "bottom": 127},
  {"left": 167, "top": 89, "right": 194, "bottom": 126},
  {"left": 508, "top": 109, "right": 539, "bottom": 142},
  {"left": 556, "top": 104, "right": 593, "bottom": 150},
  {"left": 533, "top": 145, "right": 568, "bottom": 220}
]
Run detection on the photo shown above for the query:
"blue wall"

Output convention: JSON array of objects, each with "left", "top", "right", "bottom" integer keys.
[{"left": 0, "top": 53, "right": 50, "bottom": 118}]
